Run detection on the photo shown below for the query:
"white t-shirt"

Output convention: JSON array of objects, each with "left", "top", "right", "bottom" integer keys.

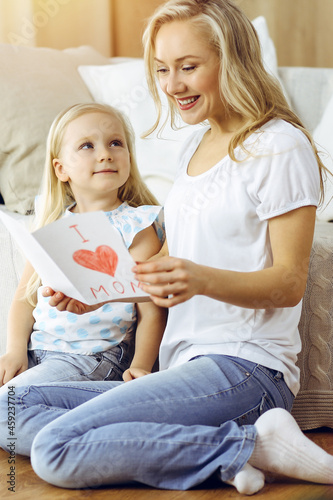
[{"left": 159, "top": 119, "right": 320, "bottom": 396}]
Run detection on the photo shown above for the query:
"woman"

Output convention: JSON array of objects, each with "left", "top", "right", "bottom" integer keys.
[{"left": 1, "top": 0, "right": 332, "bottom": 495}]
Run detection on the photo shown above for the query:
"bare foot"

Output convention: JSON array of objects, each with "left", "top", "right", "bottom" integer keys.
[
  {"left": 249, "top": 408, "right": 333, "bottom": 484},
  {"left": 225, "top": 463, "right": 265, "bottom": 495}
]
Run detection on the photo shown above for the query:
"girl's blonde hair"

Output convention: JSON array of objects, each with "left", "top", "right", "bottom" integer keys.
[
  {"left": 143, "top": 0, "right": 326, "bottom": 197},
  {"left": 26, "top": 102, "right": 159, "bottom": 305}
]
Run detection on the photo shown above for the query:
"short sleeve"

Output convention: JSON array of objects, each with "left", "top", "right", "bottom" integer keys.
[
  {"left": 106, "top": 203, "right": 165, "bottom": 249},
  {"left": 254, "top": 127, "right": 320, "bottom": 220}
]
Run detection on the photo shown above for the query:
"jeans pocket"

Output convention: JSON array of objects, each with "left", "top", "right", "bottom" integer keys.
[{"left": 233, "top": 391, "right": 275, "bottom": 426}]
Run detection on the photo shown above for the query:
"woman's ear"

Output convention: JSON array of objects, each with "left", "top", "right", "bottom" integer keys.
[{"left": 53, "top": 158, "right": 69, "bottom": 182}]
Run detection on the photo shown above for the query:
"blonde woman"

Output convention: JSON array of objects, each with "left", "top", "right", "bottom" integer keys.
[
  {"left": 0, "top": 103, "right": 165, "bottom": 389},
  {"left": 1, "top": 1, "right": 332, "bottom": 495}
]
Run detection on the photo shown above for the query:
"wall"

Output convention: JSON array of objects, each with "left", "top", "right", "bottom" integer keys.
[
  {"left": 237, "top": 0, "right": 333, "bottom": 68},
  {"left": 1, "top": 0, "right": 332, "bottom": 67},
  {"left": 112, "top": 0, "right": 333, "bottom": 68}
]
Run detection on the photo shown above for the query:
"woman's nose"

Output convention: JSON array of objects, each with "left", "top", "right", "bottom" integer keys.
[{"left": 165, "top": 71, "right": 186, "bottom": 96}]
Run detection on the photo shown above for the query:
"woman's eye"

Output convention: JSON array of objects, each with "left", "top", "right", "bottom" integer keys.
[
  {"left": 183, "top": 66, "right": 195, "bottom": 72},
  {"left": 156, "top": 68, "right": 168, "bottom": 74}
]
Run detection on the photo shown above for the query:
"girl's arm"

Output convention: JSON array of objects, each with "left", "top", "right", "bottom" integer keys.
[
  {"left": 122, "top": 225, "right": 167, "bottom": 381},
  {"left": 0, "top": 262, "right": 36, "bottom": 385},
  {"left": 133, "top": 206, "right": 316, "bottom": 309}
]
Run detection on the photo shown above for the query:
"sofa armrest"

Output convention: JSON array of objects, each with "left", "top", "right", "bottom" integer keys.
[{"left": 0, "top": 207, "right": 29, "bottom": 355}]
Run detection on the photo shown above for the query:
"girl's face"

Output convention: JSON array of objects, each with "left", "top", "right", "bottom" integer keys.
[
  {"left": 53, "top": 112, "right": 131, "bottom": 209},
  {"left": 154, "top": 20, "right": 224, "bottom": 126}
]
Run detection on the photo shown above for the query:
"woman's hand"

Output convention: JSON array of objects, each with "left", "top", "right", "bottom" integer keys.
[
  {"left": 133, "top": 256, "right": 205, "bottom": 307},
  {"left": 42, "top": 287, "right": 105, "bottom": 314}
]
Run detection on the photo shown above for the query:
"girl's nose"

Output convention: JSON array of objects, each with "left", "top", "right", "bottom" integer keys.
[{"left": 98, "top": 147, "right": 112, "bottom": 162}]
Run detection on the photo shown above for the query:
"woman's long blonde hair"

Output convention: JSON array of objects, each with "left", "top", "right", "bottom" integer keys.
[
  {"left": 26, "top": 102, "right": 159, "bottom": 305},
  {"left": 143, "top": 0, "right": 326, "bottom": 197}
]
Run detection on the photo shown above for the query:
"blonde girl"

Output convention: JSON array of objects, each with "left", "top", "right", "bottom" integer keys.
[{"left": 0, "top": 102, "right": 165, "bottom": 389}]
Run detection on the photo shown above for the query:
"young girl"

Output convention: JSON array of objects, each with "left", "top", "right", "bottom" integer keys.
[
  {"left": 0, "top": 102, "right": 166, "bottom": 389},
  {"left": 1, "top": 1, "right": 333, "bottom": 495}
]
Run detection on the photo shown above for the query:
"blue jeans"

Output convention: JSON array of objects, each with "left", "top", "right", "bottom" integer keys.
[
  {"left": 0, "top": 355, "right": 294, "bottom": 490},
  {"left": 0, "top": 340, "right": 134, "bottom": 395}
]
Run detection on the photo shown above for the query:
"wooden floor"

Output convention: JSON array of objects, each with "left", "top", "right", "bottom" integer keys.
[{"left": 1, "top": 429, "right": 333, "bottom": 500}]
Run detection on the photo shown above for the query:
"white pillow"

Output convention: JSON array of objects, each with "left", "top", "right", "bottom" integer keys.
[
  {"left": 252, "top": 16, "right": 278, "bottom": 77},
  {"left": 313, "top": 93, "right": 333, "bottom": 221},
  {"left": 252, "top": 16, "right": 288, "bottom": 99}
]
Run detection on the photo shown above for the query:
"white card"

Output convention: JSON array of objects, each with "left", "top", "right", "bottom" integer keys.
[{"left": 0, "top": 210, "right": 149, "bottom": 304}]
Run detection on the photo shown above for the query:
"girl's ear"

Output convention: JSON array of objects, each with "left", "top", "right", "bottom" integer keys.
[{"left": 53, "top": 158, "right": 69, "bottom": 182}]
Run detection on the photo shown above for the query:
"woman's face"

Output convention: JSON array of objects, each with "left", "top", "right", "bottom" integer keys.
[{"left": 154, "top": 20, "right": 224, "bottom": 126}]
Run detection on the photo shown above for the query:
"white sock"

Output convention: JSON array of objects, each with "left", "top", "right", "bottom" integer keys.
[
  {"left": 225, "top": 463, "right": 265, "bottom": 495},
  {"left": 249, "top": 408, "right": 333, "bottom": 484}
]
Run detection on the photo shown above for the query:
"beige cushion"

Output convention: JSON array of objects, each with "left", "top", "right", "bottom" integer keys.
[{"left": 0, "top": 44, "right": 109, "bottom": 215}]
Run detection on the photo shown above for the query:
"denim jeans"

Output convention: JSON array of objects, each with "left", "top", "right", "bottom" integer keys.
[
  {"left": 0, "top": 340, "right": 134, "bottom": 396},
  {"left": 0, "top": 354, "right": 294, "bottom": 490}
]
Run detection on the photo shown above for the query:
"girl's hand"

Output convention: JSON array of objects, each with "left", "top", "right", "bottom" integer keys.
[
  {"left": 42, "top": 287, "right": 104, "bottom": 314},
  {"left": 133, "top": 256, "right": 205, "bottom": 308},
  {"left": 122, "top": 367, "right": 151, "bottom": 382},
  {"left": 0, "top": 352, "right": 28, "bottom": 386}
]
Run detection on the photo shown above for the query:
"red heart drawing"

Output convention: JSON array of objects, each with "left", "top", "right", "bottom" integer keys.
[{"left": 73, "top": 245, "right": 118, "bottom": 277}]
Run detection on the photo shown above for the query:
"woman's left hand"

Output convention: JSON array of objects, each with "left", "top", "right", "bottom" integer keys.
[{"left": 133, "top": 256, "right": 205, "bottom": 307}]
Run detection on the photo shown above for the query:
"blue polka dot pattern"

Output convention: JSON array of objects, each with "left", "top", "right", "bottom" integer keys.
[
  {"left": 67, "top": 313, "right": 78, "bottom": 323},
  {"left": 92, "top": 345, "right": 104, "bottom": 353},
  {"left": 34, "top": 332, "right": 45, "bottom": 342},
  {"left": 89, "top": 316, "right": 101, "bottom": 325},
  {"left": 70, "top": 342, "right": 82, "bottom": 350},
  {"left": 55, "top": 325, "right": 65, "bottom": 335},
  {"left": 48, "top": 309, "right": 57, "bottom": 319},
  {"left": 100, "top": 328, "right": 112, "bottom": 338},
  {"left": 77, "top": 328, "right": 89, "bottom": 339},
  {"left": 112, "top": 316, "right": 122, "bottom": 326}
]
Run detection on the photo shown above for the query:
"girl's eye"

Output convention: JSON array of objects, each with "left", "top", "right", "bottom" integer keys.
[
  {"left": 183, "top": 66, "right": 196, "bottom": 72},
  {"left": 110, "top": 140, "right": 123, "bottom": 147},
  {"left": 80, "top": 142, "right": 94, "bottom": 150},
  {"left": 156, "top": 67, "right": 168, "bottom": 74}
]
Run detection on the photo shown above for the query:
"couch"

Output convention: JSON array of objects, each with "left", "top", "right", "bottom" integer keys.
[{"left": 0, "top": 17, "right": 333, "bottom": 431}]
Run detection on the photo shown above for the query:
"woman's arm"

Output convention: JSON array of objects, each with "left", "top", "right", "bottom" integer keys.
[
  {"left": 133, "top": 206, "right": 316, "bottom": 309},
  {"left": 0, "top": 262, "right": 36, "bottom": 385}
]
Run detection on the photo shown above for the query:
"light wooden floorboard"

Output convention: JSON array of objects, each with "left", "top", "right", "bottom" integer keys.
[{"left": 1, "top": 429, "right": 332, "bottom": 500}]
